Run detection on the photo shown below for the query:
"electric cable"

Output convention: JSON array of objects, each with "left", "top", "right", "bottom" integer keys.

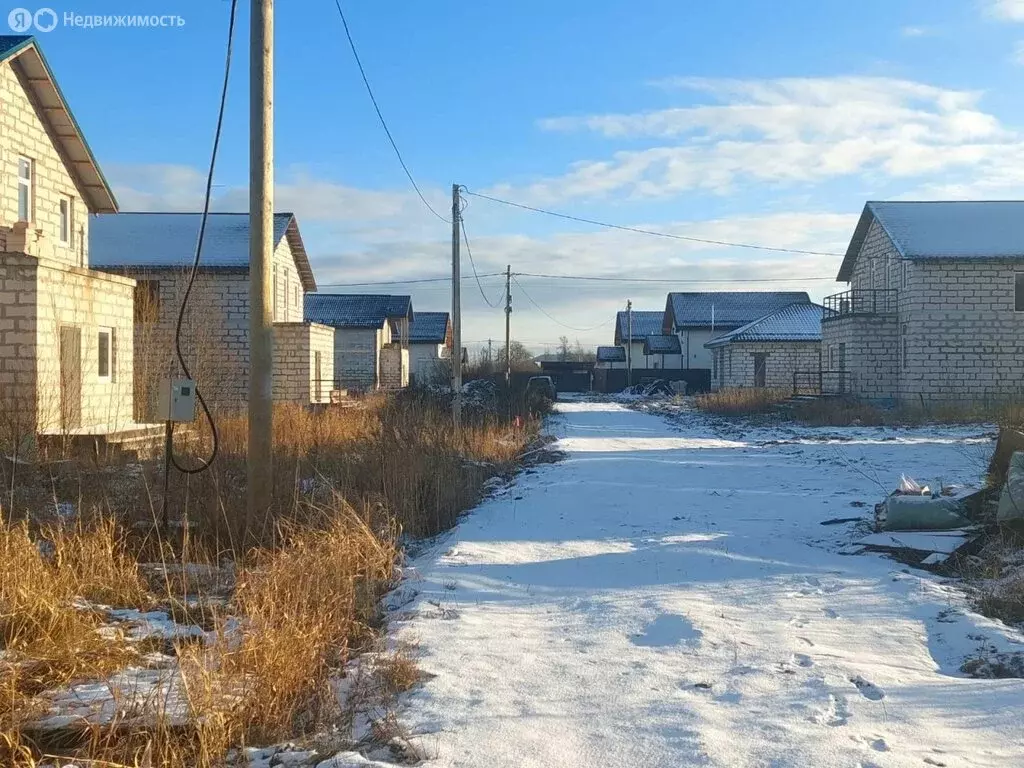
[{"left": 511, "top": 276, "right": 613, "bottom": 332}]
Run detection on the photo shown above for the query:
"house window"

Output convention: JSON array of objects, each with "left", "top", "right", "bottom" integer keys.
[
  {"left": 283, "top": 268, "right": 289, "bottom": 310},
  {"left": 901, "top": 323, "right": 909, "bottom": 369},
  {"left": 97, "top": 327, "right": 113, "bottom": 381},
  {"left": 59, "top": 197, "right": 74, "bottom": 245},
  {"left": 134, "top": 280, "right": 160, "bottom": 324},
  {"left": 17, "top": 157, "right": 32, "bottom": 221},
  {"left": 902, "top": 261, "right": 908, "bottom": 291},
  {"left": 1016, "top": 273, "right": 1024, "bottom": 312},
  {"left": 294, "top": 283, "right": 300, "bottom": 308}
]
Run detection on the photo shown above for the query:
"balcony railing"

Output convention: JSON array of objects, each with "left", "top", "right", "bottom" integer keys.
[
  {"left": 792, "top": 370, "right": 851, "bottom": 396},
  {"left": 822, "top": 289, "right": 897, "bottom": 318}
]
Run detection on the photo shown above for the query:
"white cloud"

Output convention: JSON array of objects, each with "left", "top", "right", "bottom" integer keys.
[
  {"left": 512, "top": 76, "right": 1020, "bottom": 203},
  {"left": 988, "top": 0, "right": 1024, "bottom": 21},
  {"left": 901, "top": 26, "right": 930, "bottom": 37},
  {"left": 1013, "top": 40, "right": 1024, "bottom": 64}
]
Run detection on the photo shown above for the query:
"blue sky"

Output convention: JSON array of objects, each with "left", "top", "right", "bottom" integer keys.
[{"left": 27, "top": 0, "right": 1024, "bottom": 352}]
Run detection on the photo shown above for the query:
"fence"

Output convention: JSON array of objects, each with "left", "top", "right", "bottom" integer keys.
[
  {"left": 822, "top": 289, "right": 898, "bottom": 317},
  {"left": 791, "top": 370, "right": 850, "bottom": 396},
  {"left": 594, "top": 368, "right": 711, "bottom": 394}
]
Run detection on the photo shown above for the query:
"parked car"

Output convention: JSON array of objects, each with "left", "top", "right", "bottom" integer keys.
[{"left": 525, "top": 375, "right": 556, "bottom": 412}]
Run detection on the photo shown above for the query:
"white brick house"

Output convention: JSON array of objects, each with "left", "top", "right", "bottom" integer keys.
[
  {"left": 90, "top": 212, "right": 331, "bottom": 416},
  {"left": 304, "top": 294, "right": 412, "bottom": 392},
  {"left": 822, "top": 201, "right": 1024, "bottom": 403},
  {"left": 663, "top": 291, "right": 810, "bottom": 370},
  {"left": 706, "top": 302, "right": 826, "bottom": 391},
  {"left": 408, "top": 311, "right": 451, "bottom": 387},
  {"left": 613, "top": 310, "right": 664, "bottom": 369},
  {"left": 0, "top": 36, "right": 139, "bottom": 445}
]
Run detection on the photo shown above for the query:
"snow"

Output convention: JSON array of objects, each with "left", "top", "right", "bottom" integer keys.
[
  {"left": 386, "top": 400, "right": 1024, "bottom": 767},
  {"left": 856, "top": 531, "right": 974, "bottom": 555}
]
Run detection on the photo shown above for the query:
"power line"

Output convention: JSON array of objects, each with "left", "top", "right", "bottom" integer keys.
[
  {"left": 512, "top": 276, "right": 613, "bottom": 332},
  {"left": 463, "top": 189, "right": 843, "bottom": 257},
  {"left": 318, "top": 273, "right": 503, "bottom": 288},
  {"left": 459, "top": 213, "right": 502, "bottom": 308},
  {"left": 514, "top": 272, "right": 836, "bottom": 283},
  {"left": 333, "top": 0, "right": 449, "bottom": 224}
]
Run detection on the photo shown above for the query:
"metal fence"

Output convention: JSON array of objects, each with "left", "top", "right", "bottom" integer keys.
[{"left": 822, "top": 289, "right": 897, "bottom": 317}]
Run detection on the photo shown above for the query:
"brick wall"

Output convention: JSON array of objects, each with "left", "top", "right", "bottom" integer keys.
[
  {"left": 271, "top": 235, "right": 304, "bottom": 323},
  {"left": 0, "top": 253, "right": 38, "bottom": 440},
  {"left": 379, "top": 344, "right": 408, "bottom": 390},
  {"left": 821, "top": 314, "right": 898, "bottom": 398},
  {"left": 307, "top": 323, "right": 334, "bottom": 403},
  {"left": 899, "top": 260, "right": 1024, "bottom": 401},
  {"left": 0, "top": 60, "right": 89, "bottom": 269},
  {"left": 271, "top": 322, "right": 335, "bottom": 404},
  {"left": 333, "top": 327, "right": 378, "bottom": 391},
  {"left": 409, "top": 343, "right": 447, "bottom": 386},
  {"left": 716, "top": 341, "right": 820, "bottom": 389},
  {"left": 34, "top": 262, "right": 135, "bottom": 432}
]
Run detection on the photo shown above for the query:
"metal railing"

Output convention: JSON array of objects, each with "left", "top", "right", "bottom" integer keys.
[
  {"left": 792, "top": 370, "right": 851, "bottom": 396},
  {"left": 822, "top": 289, "right": 897, "bottom": 318}
]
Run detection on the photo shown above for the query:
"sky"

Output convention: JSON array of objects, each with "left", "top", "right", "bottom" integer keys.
[{"left": 23, "top": 0, "right": 1024, "bottom": 354}]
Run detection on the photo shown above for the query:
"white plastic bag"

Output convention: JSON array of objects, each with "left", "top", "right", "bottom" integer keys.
[{"left": 898, "top": 475, "right": 930, "bottom": 496}]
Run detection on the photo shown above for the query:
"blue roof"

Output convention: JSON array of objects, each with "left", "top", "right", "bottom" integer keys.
[
  {"left": 614, "top": 311, "right": 664, "bottom": 344},
  {"left": 666, "top": 291, "right": 810, "bottom": 329},
  {"left": 90, "top": 212, "right": 315, "bottom": 289},
  {"left": 0, "top": 35, "right": 33, "bottom": 58},
  {"left": 839, "top": 201, "right": 1024, "bottom": 281},
  {"left": 596, "top": 345, "right": 626, "bottom": 362},
  {"left": 705, "top": 302, "right": 828, "bottom": 348},
  {"left": 305, "top": 294, "right": 412, "bottom": 329},
  {"left": 409, "top": 311, "right": 449, "bottom": 343},
  {"left": 643, "top": 334, "right": 682, "bottom": 355}
]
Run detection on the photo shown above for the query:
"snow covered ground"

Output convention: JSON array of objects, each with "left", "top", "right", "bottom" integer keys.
[{"left": 388, "top": 401, "right": 1024, "bottom": 767}]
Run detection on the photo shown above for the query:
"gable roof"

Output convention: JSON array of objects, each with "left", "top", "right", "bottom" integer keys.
[
  {"left": 614, "top": 310, "right": 664, "bottom": 344},
  {"left": 839, "top": 201, "right": 1024, "bottom": 281},
  {"left": 596, "top": 345, "right": 626, "bottom": 363},
  {"left": 0, "top": 36, "right": 117, "bottom": 212},
  {"left": 665, "top": 291, "right": 811, "bottom": 329},
  {"left": 705, "top": 302, "right": 828, "bottom": 348},
  {"left": 409, "top": 311, "right": 449, "bottom": 344},
  {"left": 643, "top": 334, "right": 682, "bottom": 355},
  {"left": 90, "top": 212, "right": 315, "bottom": 290},
  {"left": 304, "top": 293, "right": 412, "bottom": 329}
]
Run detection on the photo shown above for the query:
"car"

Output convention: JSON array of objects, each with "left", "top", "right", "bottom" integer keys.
[{"left": 525, "top": 375, "right": 557, "bottom": 411}]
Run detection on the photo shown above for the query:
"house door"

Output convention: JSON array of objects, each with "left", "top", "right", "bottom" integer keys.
[
  {"left": 59, "top": 326, "right": 82, "bottom": 431},
  {"left": 314, "top": 351, "right": 322, "bottom": 401},
  {"left": 753, "top": 353, "right": 767, "bottom": 388}
]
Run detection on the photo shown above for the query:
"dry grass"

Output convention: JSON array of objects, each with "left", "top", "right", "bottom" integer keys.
[
  {"left": 0, "top": 391, "right": 538, "bottom": 767},
  {"left": 692, "top": 387, "right": 790, "bottom": 416}
]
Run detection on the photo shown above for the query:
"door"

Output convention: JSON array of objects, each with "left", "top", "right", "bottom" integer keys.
[
  {"left": 752, "top": 353, "right": 767, "bottom": 388},
  {"left": 59, "top": 326, "right": 82, "bottom": 431},
  {"left": 314, "top": 351, "right": 322, "bottom": 401}
]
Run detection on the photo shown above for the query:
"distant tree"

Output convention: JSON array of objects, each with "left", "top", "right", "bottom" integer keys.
[
  {"left": 499, "top": 341, "right": 539, "bottom": 372},
  {"left": 571, "top": 338, "right": 596, "bottom": 363},
  {"left": 557, "top": 336, "right": 571, "bottom": 362}
]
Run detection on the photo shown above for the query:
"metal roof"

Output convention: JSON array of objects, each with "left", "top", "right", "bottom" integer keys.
[
  {"left": 0, "top": 36, "right": 117, "bottom": 212},
  {"left": 614, "top": 310, "right": 664, "bottom": 344},
  {"left": 409, "top": 311, "right": 449, "bottom": 343},
  {"left": 838, "top": 201, "right": 1024, "bottom": 281},
  {"left": 596, "top": 345, "right": 626, "bottom": 362},
  {"left": 90, "top": 212, "right": 316, "bottom": 291},
  {"left": 704, "top": 302, "right": 828, "bottom": 348},
  {"left": 643, "top": 334, "right": 682, "bottom": 355},
  {"left": 666, "top": 291, "right": 810, "bottom": 329},
  {"left": 304, "top": 294, "right": 412, "bottom": 329}
]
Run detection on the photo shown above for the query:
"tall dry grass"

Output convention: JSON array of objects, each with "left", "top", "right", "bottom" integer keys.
[
  {"left": 692, "top": 387, "right": 790, "bottom": 416},
  {"left": 1, "top": 390, "right": 538, "bottom": 767}
]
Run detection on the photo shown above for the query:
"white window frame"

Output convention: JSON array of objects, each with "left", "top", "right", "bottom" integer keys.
[
  {"left": 17, "top": 157, "right": 33, "bottom": 222},
  {"left": 59, "top": 196, "right": 73, "bottom": 246},
  {"left": 97, "top": 327, "right": 114, "bottom": 382}
]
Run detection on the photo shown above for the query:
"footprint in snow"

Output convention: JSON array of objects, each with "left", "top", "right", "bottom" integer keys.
[
  {"left": 796, "top": 636, "right": 815, "bottom": 647},
  {"left": 631, "top": 613, "right": 702, "bottom": 648},
  {"left": 823, "top": 607, "right": 839, "bottom": 619},
  {"left": 811, "top": 693, "right": 851, "bottom": 727},
  {"left": 850, "top": 676, "right": 885, "bottom": 701},
  {"left": 791, "top": 653, "right": 814, "bottom": 668}
]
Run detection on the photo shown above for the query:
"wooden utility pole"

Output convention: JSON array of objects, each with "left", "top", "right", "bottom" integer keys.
[
  {"left": 451, "top": 184, "right": 462, "bottom": 430},
  {"left": 626, "top": 299, "right": 633, "bottom": 388},
  {"left": 247, "top": 0, "right": 274, "bottom": 531},
  {"left": 504, "top": 264, "right": 512, "bottom": 389}
]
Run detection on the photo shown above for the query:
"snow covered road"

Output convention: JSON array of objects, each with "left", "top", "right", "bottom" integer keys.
[{"left": 390, "top": 401, "right": 1024, "bottom": 767}]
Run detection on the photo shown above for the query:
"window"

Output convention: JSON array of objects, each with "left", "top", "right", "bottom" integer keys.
[
  {"left": 17, "top": 157, "right": 32, "bottom": 221},
  {"left": 97, "top": 327, "right": 113, "bottom": 381},
  {"left": 283, "top": 268, "right": 289, "bottom": 310},
  {"left": 1016, "top": 273, "right": 1024, "bottom": 312},
  {"left": 134, "top": 280, "right": 160, "bottom": 324},
  {"left": 294, "top": 283, "right": 300, "bottom": 308},
  {"left": 59, "top": 196, "right": 73, "bottom": 245},
  {"left": 902, "top": 261, "right": 908, "bottom": 291},
  {"left": 901, "top": 323, "right": 909, "bottom": 369}
]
